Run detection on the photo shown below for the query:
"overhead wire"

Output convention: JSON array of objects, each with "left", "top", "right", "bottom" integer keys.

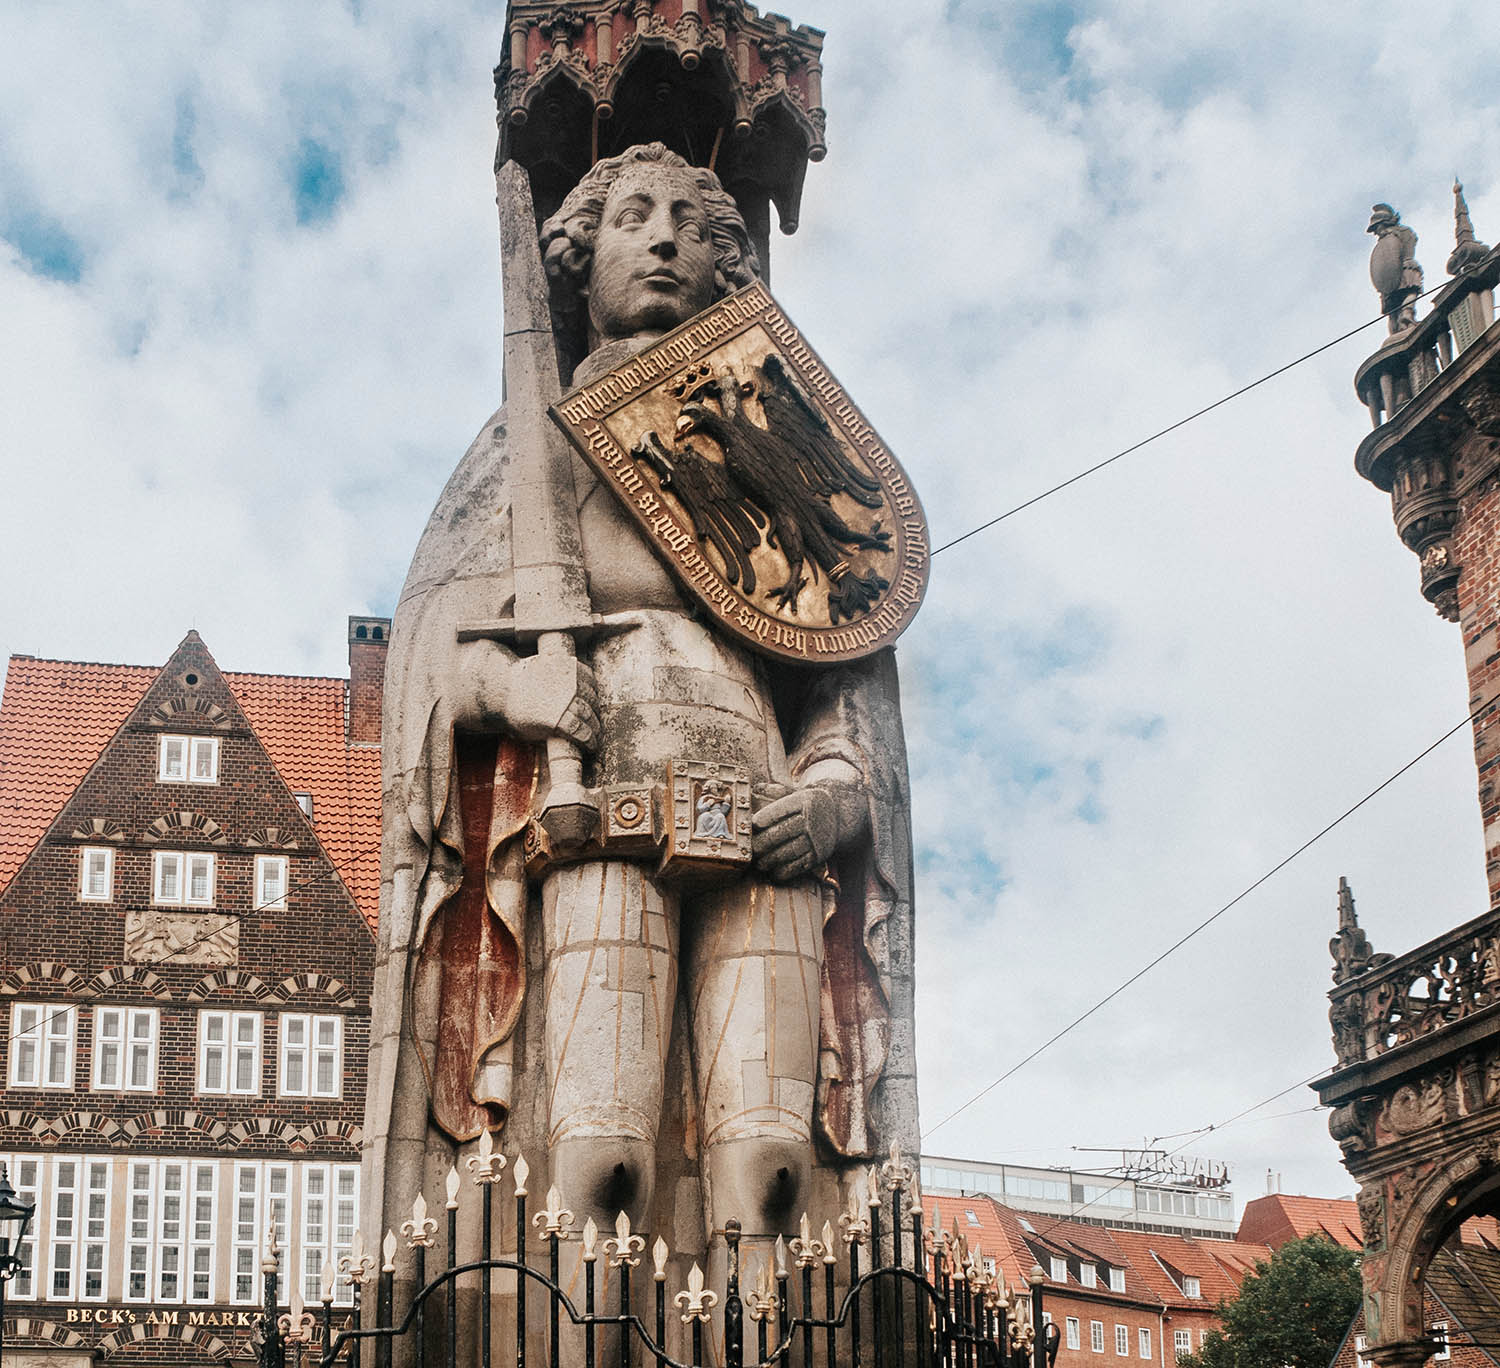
[
  {"left": 929, "top": 280, "right": 1450, "bottom": 559},
  {"left": 921, "top": 689, "right": 1499, "bottom": 1144}
]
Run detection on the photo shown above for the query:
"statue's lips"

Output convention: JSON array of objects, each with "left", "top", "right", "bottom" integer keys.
[{"left": 637, "top": 268, "right": 683, "bottom": 288}]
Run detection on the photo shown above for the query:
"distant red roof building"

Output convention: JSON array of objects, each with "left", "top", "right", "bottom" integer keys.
[
  {"left": 1238, "top": 1193, "right": 1364, "bottom": 1251},
  {"left": 927, "top": 1193, "right": 1269, "bottom": 1368}
]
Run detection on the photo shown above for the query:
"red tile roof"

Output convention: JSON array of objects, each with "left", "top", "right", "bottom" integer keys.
[
  {"left": 1237, "top": 1194, "right": 1363, "bottom": 1250},
  {"left": 0, "top": 653, "right": 381, "bottom": 933}
]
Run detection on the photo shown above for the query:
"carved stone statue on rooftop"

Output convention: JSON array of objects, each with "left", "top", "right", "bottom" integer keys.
[
  {"left": 363, "top": 142, "right": 919, "bottom": 1344},
  {"left": 1368, "top": 203, "right": 1424, "bottom": 333}
]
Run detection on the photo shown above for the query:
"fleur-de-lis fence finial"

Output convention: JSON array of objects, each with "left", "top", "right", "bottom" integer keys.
[
  {"left": 839, "top": 1186, "right": 870, "bottom": 1246},
  {"left": 402, "top": 1191, "right": 438, "bottom": 1249},
  {"left": 582, "top": 1217, "right": 599, "bottom": 1264},
  {"left": 821, "top": 1220, "right": 837, "bottom": 1265},
  {"left": 533, "top": 1185, "right": 576, "bottom": 1243},
  {"left": 445, "top": 1166, "right": 461, "bottom": 1211},
  {"left": 465, "top": 1127, "right": 508, "bottom": 1185},
  {"left": 674, "top": 1262, "right": 719, "bottom": 1324},
  {"left": 789, "top": 1211, "right": 826, "bottom": 1268},
  {"left": 339, "top": 1229, "right": 377, "bottom": 1287},
  {"left": 279, "top": 1286, "right": 318, "bottom": 1343},
  {"left": 604, "top": 1210, "right": 645, "bottom": 1268},
  {"left": 653, "top": 1235, "right": 669, "bottom": 1282},
  {"left": 319, "top": 1257, "right": 337, "bottom": 1306},
  {"left": 513, "top": 1153, "right": 530, "bottom": 1198},
  {"left": 746, "top": 1260, "right": 777, "bottom": 1322},
  {"left": 882, "top": 1141, "right": 914, "bottom": 1193},
  {"left": 382, "top": 1231, "right": 398, "bottom": 1274}
]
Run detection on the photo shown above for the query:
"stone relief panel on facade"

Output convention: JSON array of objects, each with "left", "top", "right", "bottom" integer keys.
[{"left": 123, "top": 909, "right": 238, "bottom": 965}]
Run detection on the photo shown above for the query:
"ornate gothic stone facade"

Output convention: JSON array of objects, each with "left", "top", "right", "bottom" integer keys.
[{"left": 1317, "top": 188, "right": 1500, "bottom": 1368}]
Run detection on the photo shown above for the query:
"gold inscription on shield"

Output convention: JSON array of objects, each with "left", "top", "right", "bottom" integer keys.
[{"left": 549, "top": 283, "right": 930, "bottom": 665}]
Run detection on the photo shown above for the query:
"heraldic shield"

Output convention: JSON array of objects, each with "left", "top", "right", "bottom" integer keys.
[{"left": 550, "top": 283, "right": 930, "bottom": 664}]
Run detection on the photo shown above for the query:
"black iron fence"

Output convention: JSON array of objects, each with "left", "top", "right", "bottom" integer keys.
[{"left": 256, "top": 1144, "right": 1060, "bottom": 1368}]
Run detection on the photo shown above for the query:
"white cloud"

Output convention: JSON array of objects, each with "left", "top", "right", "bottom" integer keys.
[{"left": 2, "top": 0, "right": 1498, "bottom": 1213}]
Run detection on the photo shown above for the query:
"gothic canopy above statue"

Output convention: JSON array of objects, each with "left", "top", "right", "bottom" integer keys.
[{"left": 495, "top": 0, "right": 826, "bottom": 270}]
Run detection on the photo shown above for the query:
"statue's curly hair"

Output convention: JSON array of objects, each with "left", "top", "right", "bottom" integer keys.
[{"left": 540, "top": 143, "right": 760, "bottom": 333}]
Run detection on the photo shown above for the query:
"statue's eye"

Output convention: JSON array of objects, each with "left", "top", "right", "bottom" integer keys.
[
  {"left": 678, "top": 219, "right": 706, "bottom": 243},
  {"left": 615, "top": 207, "right": 646, "bottom": 227}
]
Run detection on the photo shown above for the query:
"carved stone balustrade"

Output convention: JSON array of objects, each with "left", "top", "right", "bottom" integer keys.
[{"left": 1327, "top": 900, "right": 1500, "bottom": 1073}]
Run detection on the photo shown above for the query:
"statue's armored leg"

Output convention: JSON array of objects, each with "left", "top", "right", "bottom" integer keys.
[
  {"left": 684, "top": 877, "right": 823, "bottom": 1306},
  {"left": 543, "top": 859, "right": 679, "bottom": 1353}
]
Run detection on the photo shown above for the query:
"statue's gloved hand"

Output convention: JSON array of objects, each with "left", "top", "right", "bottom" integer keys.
[
  {"left": 751, "top": 780, "right": 869, "bottom": 883},
  {"left": 460, "top": 642, "right": 600, "bottom": 751},
  {"left": 504, "top": 651, "right": 600, "bottom": 751}
]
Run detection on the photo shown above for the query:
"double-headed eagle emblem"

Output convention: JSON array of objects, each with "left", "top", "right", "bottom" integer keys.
[
  {"left": 550, "top": 285, "right": 929, "bottom": 664},
  {"left": 633, "top": 353, "right": 891, "bottom": 623}
]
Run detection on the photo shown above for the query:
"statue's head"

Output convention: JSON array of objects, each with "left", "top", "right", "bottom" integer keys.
[
  {"left": 541, "top": 143, "right": 759, "bottom": 353},
  {"left": 1368, "top": 203, "right": 1401, "bottom": 235}
]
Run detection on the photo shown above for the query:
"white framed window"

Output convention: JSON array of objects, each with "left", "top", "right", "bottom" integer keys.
[
  {"left": 1, "top": 1156, "right": 40, "bottom": 1298},
  {"left": 1091, "top": 1322, "right": 1105, "bottom": 1354},
  {"left": 1080, "top": 1263, "right": 1097, "bottom": 1288},
  {"left": 1174, "top": 1330, "right": 1192, "bottom": 1360},
  {"left": 1140, "top": 1328, "right": 1151, "bottom": 1359},
  {"left": 82, "top": 1159, "right": 110, "bottom": 1300},
  {"left": 293, "top": 792, "right": 314, "bottom": 818},
  {"left": 231, "top": 1164, "right": 260, "bottom": 1303},
  {"left": 47, "top": 1157, "right": 78, "bottom": 1300},
  {"left": 189, "top": 1165, "right": 216, "bottom": 1302},
  {"left": 1355, "top": 1335, "right": 1371, "bottom": 1368},
  {"left": 1431, "top": 1322, "right": 1450, "bottom": 1361},
  {"left": 198, "top": 1010, "right": 262, "bottom": 1095},
  {"left": 79, "top": 846, "right": 114, "bottom": 902},
  {"left": 159, "top": 734, "right": 218, "bottom": 783},
  {"left": 153, "top": 850, "right": 215, "bottom": 906},
  {"left": 255, "top": 855, "right": 289, "bottom": 911},
  {"left": 1182, "top": 1275, "right": 1201, "bottom": 1299},
  {"left": 1116, "top": 1325, "right": 1130, "bottom": 1357},
  {"left": 92, "top": 1007, "right": 158, "bottom": 1091},
  {"left": 125, "top": 1160, "right": 153, "bottom": 1300},
  {"left": 279, "top": 1014, "right": 342, "bottom": 1098},
  {"left": 9, "top": 1003, "right": 75, "bottom": 1088},
  {"left": 1066, "top": 1318, "right": 1081, "bottom": 1351},
  {"left": 157, "top": 1161, "right": 185, "bottom": 1302},
  {"left": 1109, "top": 1267, "right": 1126, "bottom": 1292},
  {"left": 1050, "top": 1255, "right": 1068, "bottom": 1282}
]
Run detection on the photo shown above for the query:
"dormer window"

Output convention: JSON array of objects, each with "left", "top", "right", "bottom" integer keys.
[
  {"left": 293, "top": 793, "right": 314, "bottom": 818},
  {"left": 1182, "top": 1276, "right": 1201, "bottom": 1299},
  {"left": 159, "top": 735, "right": 218, "bottom": 784},
  {"left": 1050, "top": 1257, "right": 1068, "bottom": 1282},
  {"left": 1109, "top": 1268, "right": 1125, "bottom": 1292},
  {"left": 1080, "top": 1264, "right": 1097, "bottom": 1288}
]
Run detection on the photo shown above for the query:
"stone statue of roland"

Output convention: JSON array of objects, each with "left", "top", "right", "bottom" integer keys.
[{"left": 364, "top": 143, "right": 918, "bottom": 1309}]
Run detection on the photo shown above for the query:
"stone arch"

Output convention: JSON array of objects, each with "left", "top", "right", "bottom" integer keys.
[
  {"left": 0, "top": 961, "right": 86, "bottom": 996},
  {"left": 0, "top": 1108, "right": 52, "bottom": 1142},
  {"left": 85, "top": 965, "right": 173, "bottom": 1000},
  {"left": 70, "top": 816, "right": 125, "bottom": 841},
  {"left": 115, "top": 1108, "right": 230, "bottom": 1146},
  {"left": 1376, "top": 1148, "right": 1500, "bottom": 1349},
  {"left": 303, "top": 1118, "right": 363, "bottom": 1153},
  {"left": 270, "top": 971, "right": 356, "bottom": 1008},
  {"left": 96, "top": 1320, "right": 234, "bottom": 1361},
  {"left": 1, "top": 1315, "right": 88, "bottom": 1350},
  {"left": 50, "top": 1110, "right": 121, "bottom": 1143},
  {"left": 149, "top": 693, "right": 230, "bottom": 730},
  {"left": 141, "top": 809, "right": 227, "bottom": 844},
  {"left": 187, "top": 968, "right": 273, "bottom": 1002},
  {"left": 225, "top": 1116, "right": 308, "bottom": 1151}
]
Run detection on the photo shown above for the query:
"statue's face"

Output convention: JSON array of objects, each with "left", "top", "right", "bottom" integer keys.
[{"left": 587, "top": 164, "right": 716, "bottom": 347}]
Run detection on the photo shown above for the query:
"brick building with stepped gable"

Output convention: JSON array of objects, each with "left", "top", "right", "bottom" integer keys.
[{"left": 0, "top": 619, "right": 384, "bottom": 1368}]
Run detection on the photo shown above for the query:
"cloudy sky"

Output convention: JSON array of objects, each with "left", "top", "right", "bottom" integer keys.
[{"left": 4, "top": 0, "right": 1499, "bottom": 1213}]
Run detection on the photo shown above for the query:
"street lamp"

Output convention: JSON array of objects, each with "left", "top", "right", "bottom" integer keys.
[{"left": 0, "top": 1163, "right": 36, "bottom": 1368}]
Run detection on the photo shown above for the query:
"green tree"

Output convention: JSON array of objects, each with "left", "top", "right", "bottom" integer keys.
[{"left": 1178, "top": 1236, "right": 1362, "bottom": 1368}]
